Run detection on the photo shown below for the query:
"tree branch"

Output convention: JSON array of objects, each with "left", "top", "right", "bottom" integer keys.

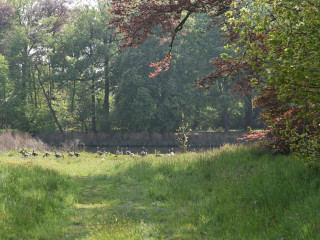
[{"left": 169, "top": 11, "right": 192, "bottom": 53}]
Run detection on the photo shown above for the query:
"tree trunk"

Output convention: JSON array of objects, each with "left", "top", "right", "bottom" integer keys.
[
  {"left": 223, "top": 101, "right": 229, "bottom": 133},
  {"left": 91, "top": 75, "right": 97, "bottom": 132},
  {"left": 36, "top": 67, "right": 64, "bottom": 133},
  {"left": 71, "top": 79, "right": 76, "bottom": 112},
  {"left": 222, "top": 81, "right": 229, "bottom": 133},
  {"left": 21, "top": 44, "right": 28, "bottom": 102},
  {"left": 244, "top": 94, "right": 253, "bottom": 130},
  {"left": 103, "top": 56, "right": 110, "bottom": 131}
]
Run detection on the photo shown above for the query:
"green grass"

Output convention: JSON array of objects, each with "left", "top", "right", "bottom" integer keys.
[{"left": 0, "top": 145, "right": 319, "bottom": 239}]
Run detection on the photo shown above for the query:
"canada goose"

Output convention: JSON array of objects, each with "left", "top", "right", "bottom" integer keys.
[
  {"left": 155, "top": 153, "right": 163, "bottom": 157},
  {"left": 74, "top": 151, "right": 80, "bottom": 157},
  {"left": 67, "top": 152, "right": 74, "bottom": 157},
  {"left": 116, "top": 146, "right": 123, "bottom": 155},
  {"left": 167, "top": 148, "right": 174, "bottom": 156},
  {"left": 20, "top": 149, "right": 32, "bottom": 157},
  {"left": 19, "top": 149, "right": 26, "bottom": 157},
  {"left": 125, "top": 147, "right": 132, "bottom": 155},
  {"left": 97, "top": 147, "right": 104, "bottom": 156},
  {"left": 54, "top": 152, "right": 64, "bottom": 158},
  {"left": 129, "top": 152, "right": 135, "bottom": 157},
  {"left": 21, "top": 151, "right": 29, "bottom": 158},
  {"left": 32, "top": 150, "right": 38, "bottom": 157},
  {"left": 43, "top": 152, "right": 50, "bottom": 158},
  {"left": 140, "top": 147, "right": 148, "bottom": 156}
]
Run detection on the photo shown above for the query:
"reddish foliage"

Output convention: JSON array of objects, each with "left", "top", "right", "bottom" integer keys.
[
  {"left": 0, "top": 2, "right": 15, "bottom": 36},
  {"left": 110, "top": 0, "right": 232, "bottom": 48},
  {"left": 149, "top": 53, "right": 172, "bottom": 78},
  {"left": 237, "top": 130, "right": 269, "bottom": 143},
  {"left": 110, "top": 0, "right": 232, "bottom": 75},
  {"left": 28, "top": 0, "right": 71, "bottom": 34},
  {"left": 110, "top": 0, "right": 318, "bottom": 157}
]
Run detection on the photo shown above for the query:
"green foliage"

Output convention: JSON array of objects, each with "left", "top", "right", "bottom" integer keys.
[
  {"left": 225, "top": 0, "right": 320, "bottom": 159},
  {"left": 284, "top": 120, "right": 320, "bottom": 166},
  {"left": 0, "top": 54, "right": 10, "bottom": 129},
  {"left": 0, "top": 1, "right": 261, "bottom": 133},
  {"left": 176, "top": 113, "right": 190, "bottom": 153}
]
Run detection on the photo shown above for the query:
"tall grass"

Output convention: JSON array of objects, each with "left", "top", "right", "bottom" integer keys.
[
  {"left": 0, "top": 163, "right": 76, "bottom": 239},
  {"left": 0, "top": 145, "right": 319, "bottom": 239},
  {"left": 0, "top": 131, "right": 48, "bottom": 151}
]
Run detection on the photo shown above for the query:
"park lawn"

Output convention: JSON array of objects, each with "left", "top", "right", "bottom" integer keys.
[{"left": 0, "top": 145, "right": 319, "bottom": 239}]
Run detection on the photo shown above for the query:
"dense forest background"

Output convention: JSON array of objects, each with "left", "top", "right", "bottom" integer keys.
[{"left": 0, "top": 0, "right": 262, "bottom": 134}]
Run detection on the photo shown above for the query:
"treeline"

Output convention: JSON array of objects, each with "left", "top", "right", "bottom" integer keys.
[{"left": 0, "top": 0, "right": 262, "bottom": 134}]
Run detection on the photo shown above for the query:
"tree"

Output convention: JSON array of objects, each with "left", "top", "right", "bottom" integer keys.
[
  {"left": 54, "top": 2, "right": 118, "bottom": 132},
  {"left": 0, "top": 54, "right": 11, "bottom": 129},
  {"left": 1, "top": 0, "right": 71, "bottom": 133},
  {"left": 111, "top": 12, "right": 241, "bottom": 132},
  {"left": 225, "top": 0, "right": 320, "bottom": 162},
  {"left": 0, "top": 2, "right": 15, "bottom": 44}
]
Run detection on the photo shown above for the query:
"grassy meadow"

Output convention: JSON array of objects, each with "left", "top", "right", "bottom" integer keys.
[{"left": 0, "top": 145, "right": 319, "bottom": 239}]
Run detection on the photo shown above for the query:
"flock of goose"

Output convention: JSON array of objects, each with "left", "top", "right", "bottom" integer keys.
[
  {"left": 19, "top": 147, "right": 175, "bottom": 158},
  {"left": 114, "top": 146, "right": 175, "bottom": 157},
  {"left": 19, "top": 149, "right": 80, "bottom": 158}
]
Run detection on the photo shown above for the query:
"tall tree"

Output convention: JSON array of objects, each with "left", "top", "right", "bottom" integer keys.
[
  {"left": 55, "top": 3, "right": 117, "bottom": 132},
  {"left": 0, "top": 2, "right": 15, "bottom": 44},
  {"left": 0, "top": 54, "right": 10, "bottom": 129},
  {"left": 1, "top": 0, "right": 70, "bottom": 133}
]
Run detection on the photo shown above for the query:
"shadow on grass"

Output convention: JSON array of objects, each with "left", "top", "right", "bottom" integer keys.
[{"left": 65, "top": 148, "right": 320, "bottom": 239}]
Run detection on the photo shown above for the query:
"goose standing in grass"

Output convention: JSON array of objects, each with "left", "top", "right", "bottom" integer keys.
[
  {"left": 125, "top": 147, "right": 132, "bottom": 155},
  {"left": 116, "top": 146, "right": 123, "bottom": 156},
  {"left": 20, "top": 149, "right": 32, "bottom": 157},
  {"left": 32, "top": 150, "right": 38, "bottom": 157},
  {"left": 140, "top": 147, "right": 148, "bottom": 156},
  {"left": 21, "top": 151, "right": 30, "bottom": 158},
  {"left": 97, "top": 147, "right": 104, "bottom": 156},
  {"left": 155, "top": 152, "right": 163, "bottom": 157},
  {"left": 54, "top": 152, "right": 64, "bottom": 158},
  {"left": 67, "top": 151, "right": 74, "bottom": 157},
  {"left": 74, "top": 151, "right": 80, "bottom": 157},
  {"left": 167, "top": 148, "right": 174, "bottom": 156},
  {"left": 43, "top": 152, "right": 50, "bottom": 158}
]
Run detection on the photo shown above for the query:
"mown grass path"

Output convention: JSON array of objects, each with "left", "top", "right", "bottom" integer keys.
[{"left": 1, "top": 145, "right": 319, "bottom": 239}]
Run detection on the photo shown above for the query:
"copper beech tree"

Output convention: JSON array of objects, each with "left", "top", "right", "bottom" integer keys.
[
  {"left": 110, "top": 0, "right": 232, "bottom": 77},
  {"left": 110, "top": 0, "right": 320, "bottom": 163}
]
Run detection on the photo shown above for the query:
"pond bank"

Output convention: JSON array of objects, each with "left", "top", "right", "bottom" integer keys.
[{"left": 36, "top": 131, "right": 246, "bottom": 150}]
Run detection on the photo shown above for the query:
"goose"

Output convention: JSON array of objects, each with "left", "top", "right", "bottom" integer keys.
[
  {"left": 67, "top": 152, "right": 74, "bottom": 157},
  {"left": 20, "top": 149, "right": 32, "bottom": 157},
  {"left": 116, "top": 146, "right": 123, "bottom": 155},
  {"left": 97, "top": 147, "right": 104, "bottom": 156},
  {"left": 22, "top": 151, "right": 30, "bottom": 158},
  {"left": 32, "top": 150, "right": 38, "bottom": 157},
  {"left": 19, "top": 149, "right": 26, "bottom": 157},
  {"left": 167, "top": 148, "right": 174, "bottom": 156},
  {"left": 140, "top": 147, "right": 148, "bottom": 156},
  {"left": 74, "top": 151, "right": 80, "bottom": 157},
  {"left": 54, "top": 152, "right": 64, "bottom": 158},
  {"left": 125, "top": 147, "right": 132, "bottom": 155},
  {"left": 43, "top": 152, "right": 50, "bottom": 158}
]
